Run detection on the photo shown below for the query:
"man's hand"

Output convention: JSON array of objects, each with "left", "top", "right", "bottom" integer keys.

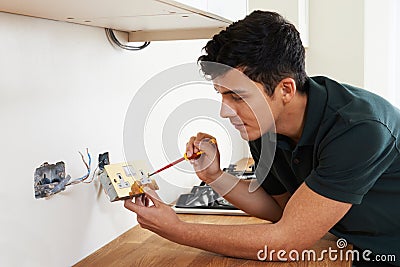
[
  {"left": 143, "top": 184, "right": 351, "bottom": 261},
  {"left": 123, "top": 189, "right": 182, "bottom": 240},
  {"left": 185, "top": 132, "right": 283, "bottom": 220},
  {"left": 186, "top": 132, "right": 223, "bottom": 184}
]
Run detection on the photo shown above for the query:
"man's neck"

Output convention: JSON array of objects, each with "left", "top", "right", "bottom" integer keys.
[{"left": 275, "top": 93, "right": 308, "bottom": 143}]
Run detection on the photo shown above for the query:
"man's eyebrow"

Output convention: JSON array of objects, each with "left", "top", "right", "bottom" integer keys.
[{"left": 214, "top": 87, "right": 246, "bottom": 95}]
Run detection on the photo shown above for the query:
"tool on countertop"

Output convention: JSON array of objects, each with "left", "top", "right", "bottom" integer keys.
[{"left": 148, "top": 138, "right": 216, "bottom": 177}]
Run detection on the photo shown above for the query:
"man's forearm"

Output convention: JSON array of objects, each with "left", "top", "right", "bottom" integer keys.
[
  {"left": 172, "top": 221, "right": 283, "bottom": 260},
  {"left": 209, "top": 172, "right": 282, "bottom": 221}
]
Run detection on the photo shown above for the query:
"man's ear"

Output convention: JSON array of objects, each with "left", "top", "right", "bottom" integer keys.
[{"left": 279, "top": 78, "right": 296, "bottom": 104}]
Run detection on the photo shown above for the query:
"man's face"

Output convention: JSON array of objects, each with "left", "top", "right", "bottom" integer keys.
[{"left": 213, "top": 70, "right": 278, "bottom": 141}]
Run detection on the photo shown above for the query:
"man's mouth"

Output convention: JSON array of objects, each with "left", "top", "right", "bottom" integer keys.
[{"left": 232, "top": 122, "right": 245, "bottom": 129}]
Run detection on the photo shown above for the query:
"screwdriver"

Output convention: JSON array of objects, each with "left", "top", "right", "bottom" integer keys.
[{"left": 147, "top": 138, "right": 216, "bottom": 177}]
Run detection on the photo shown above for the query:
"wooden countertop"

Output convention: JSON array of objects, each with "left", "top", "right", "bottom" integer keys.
[{"left": 74, "top": 214, "right": 352, "bottom": 267}]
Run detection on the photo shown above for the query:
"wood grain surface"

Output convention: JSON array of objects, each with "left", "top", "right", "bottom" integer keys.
[{"left": 74, "top": 214, "right": 351, "bottom": 267}]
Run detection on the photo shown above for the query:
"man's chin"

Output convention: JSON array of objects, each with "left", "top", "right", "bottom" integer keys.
[{"left": 238, "top": 129, "right": 260, "bottom": 141}]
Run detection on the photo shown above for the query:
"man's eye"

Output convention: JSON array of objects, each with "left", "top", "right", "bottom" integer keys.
[{"left": 231, "top": 94, "right": 243, "bottom": 101}]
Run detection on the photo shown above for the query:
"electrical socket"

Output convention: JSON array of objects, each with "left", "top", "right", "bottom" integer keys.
[{"left": 99, "top": 160, "right": 159, "bottom": 202}]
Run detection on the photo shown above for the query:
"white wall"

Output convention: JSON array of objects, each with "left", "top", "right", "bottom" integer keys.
[
  {"left": 248, "top": 0, "right": 309, "bottom": 47},
  {"left": 254, "top": 0, "right": 400, "bottom": 107},
  {"left": 0, "top": 11, "right": 248, "bottom": 266},
  {"left": 306, "top": 0, "right": 364, "bottom": 87},
  {"left": 247, "top": 0, "right": 365, "bottom": 87},
  {"left": 364, "top": 0, "right": 400, "bottom": 107},
  {"left": 307, "top": 0, "right": 400, "bottom": 107}
]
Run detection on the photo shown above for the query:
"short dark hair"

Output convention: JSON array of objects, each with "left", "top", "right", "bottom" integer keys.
[{"left": 198, "top": 10, "right": 308, "bottom": 95}]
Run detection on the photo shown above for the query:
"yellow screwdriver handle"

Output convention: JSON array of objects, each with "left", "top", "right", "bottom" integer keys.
[{"left": 183, "top": 138, "right": 217, "bottom": 160}]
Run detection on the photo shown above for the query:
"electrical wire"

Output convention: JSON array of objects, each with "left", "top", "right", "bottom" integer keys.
[
  {"left": 66, "top": 148, "right": 92, "bottom": 186},
  {"left": 84, "top": 165, "right": 98, "bottom": 184},
  {"left": 105, "top": 28, "right": 150, "bottom": 51}
]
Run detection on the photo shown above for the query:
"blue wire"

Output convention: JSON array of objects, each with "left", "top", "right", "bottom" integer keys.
[{"left": 75, "top": 150, "right": 91, "bottom": 181}]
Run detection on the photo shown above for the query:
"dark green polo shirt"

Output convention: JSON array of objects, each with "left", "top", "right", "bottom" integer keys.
[{"left": 249, "top": 76, "right": 400, "bottom": 265}]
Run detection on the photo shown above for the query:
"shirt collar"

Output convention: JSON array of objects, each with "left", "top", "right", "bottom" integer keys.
[
  {"left": 276, "top": 77, "right": 328, "bottom": 150},
  {"left": 296, "top": 77, "right": 328, "bottom": 146}
]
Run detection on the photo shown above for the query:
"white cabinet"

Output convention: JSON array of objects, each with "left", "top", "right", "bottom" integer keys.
[
  {"left": 0, "top": 0, "right": 233, "bottom": 41},
  {"left": 176, "top": 0, "right": 248, "bottom": 22},
  {"left": 248, "top": 0, "right": 309, "bottom": 47}
]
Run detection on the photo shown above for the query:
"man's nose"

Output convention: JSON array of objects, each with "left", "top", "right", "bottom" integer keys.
[{"left": 220, "top": 101, "right": 237, "bottom": 118}]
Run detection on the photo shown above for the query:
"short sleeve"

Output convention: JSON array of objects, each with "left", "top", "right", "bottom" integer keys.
[{"left": 305, "top": 121, "right": 397, "bottom": 204}]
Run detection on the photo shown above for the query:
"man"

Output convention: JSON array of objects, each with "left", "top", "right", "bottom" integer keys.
[{"left": 124, "top": 11, "right": 400, "bottom": 266}]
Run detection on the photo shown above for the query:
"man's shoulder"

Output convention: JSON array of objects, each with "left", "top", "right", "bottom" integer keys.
[
  {"left": 305, "top": 76, "right": 400, "bottom": 150},
  {"left": 309, "top": 76, "right": 399, "bottom": 126}
]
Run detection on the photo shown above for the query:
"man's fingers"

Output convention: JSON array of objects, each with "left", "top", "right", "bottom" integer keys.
[
  {"left": 144, "top": 195, "right": 150, "bottom": 207},
  {"left": 124, "top": 199, "right": 143, "bottom": 213},
  {"left": 143, "top": 188, "right": 163, "bottom": 207},
  {"left": 186, "top": 136, "right": 196, "bottom": 157},
  {"left": 195, "top": 132, "right": 215, "bottom": 144},
  {"left": 186, "top": 133, "right": 216, "bottom": 157},
  {"left": 134, "top": 195, "right": 145, "bottom": 206},
  {"left": 198, "top": 138, "right": 217, "bottom": 154},
  {"left": 196, "top": 132, "right": 212, "bottom": 139}
]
